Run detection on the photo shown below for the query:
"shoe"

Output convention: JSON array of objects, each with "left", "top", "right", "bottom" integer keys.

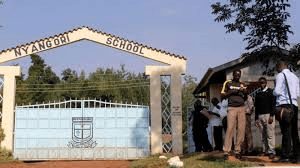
[
  {"left": 235, "top": 153, "right": 242, "bottom": 160},
  {"left": 214, "top": 147, "right": 223, "bottom": 151},
  {"left": 247, "top": 150, "right": 254, "bottom": 156},
  {"left": 258, "top": 152, "right": 267, "bottom": 156},
  {"left": 268, "top": 154, "right": 275, "bottom": 159},
  {"left": 272, "top": 158, "right": 290, "bottom": 163},
  {"left": 203, "top": 149, "right": 213, "bottom": 152},
  {"left": 290, "top": 158, "right": 300, "bottom": 164},
  {"left": 224, "top": 153, "right": 229, "bottom": 160}
]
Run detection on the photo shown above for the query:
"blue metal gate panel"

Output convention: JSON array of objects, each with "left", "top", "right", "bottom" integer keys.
[{"left": 14, "top": 100, "right": 150, "bottom": 160}]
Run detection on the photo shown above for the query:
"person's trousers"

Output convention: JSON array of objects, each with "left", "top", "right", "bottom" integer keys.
[
  {"left": 193, "top": 129, "right": 202, "bottom": 152},
  {"left": 222, "top": 117, "right": 227, "bottom": 133},
  {"left": 193, "top": 127, "right": 212, "bottom": 152},
  {"left": 279, "top": 104, "right": 300, "bottom": 159},
  {"left": 200, "top": 127, "right": 213, "bottom": 151},
  {"left": 223, "top": 106, "right": 246, "bottom": 153},
  {"left": 213, "top": 126, "right": 223, "bottom": 151},
  {"left": 258, "top": 114, "right": 275, "bottom": 154},
  {"left": 222, "top": 117, "right": 234, "bottom": 150},
  {"left": 279, "top": 115, "right": 292, "bottom": 159},
  {"left": 291, "top": 105, "right": 300, "bottom": 159},
  {"left": 242, "top": 114, "right": 253, "bottom": 153}
]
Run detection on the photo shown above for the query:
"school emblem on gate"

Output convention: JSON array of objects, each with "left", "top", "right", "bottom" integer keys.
[{"left": 68, "top": 117, "right": 97, "bottom": 148}]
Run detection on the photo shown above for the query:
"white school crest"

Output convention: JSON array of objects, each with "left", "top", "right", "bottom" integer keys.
[{"left": 68, "top": 117, "right": 97, "bottom": 148}]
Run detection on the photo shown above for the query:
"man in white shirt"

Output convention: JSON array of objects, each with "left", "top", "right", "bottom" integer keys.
[
  {"left": 208, "top": 97, "right": 223, "bottom": 151},
  {"left": 273, "top": 60, "right": 300, "bottom": 163},
  {"left": 242, "top": 95, "right": 254, "bottom": 155}
]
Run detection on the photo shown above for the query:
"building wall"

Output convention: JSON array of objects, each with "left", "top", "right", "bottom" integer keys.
[
  {"left": 208, "top": 84, "right": 223, "bottom": 101},
  {"left": 225, "top": 62, "right": 275, "bottom": 82}
]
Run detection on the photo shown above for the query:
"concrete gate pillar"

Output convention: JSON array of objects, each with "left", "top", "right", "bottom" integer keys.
[
  {"left": 170, "top": 72, "right": 183, "bottom": 154},
  {"left": 146, "top": 66, "right": 183, "bottom": 155},
  {"left": 0, "top": 66, "right": 21, "bottom": 151},
  {"left": 147, "top": 71, "right": 163, "bottom": 154}
]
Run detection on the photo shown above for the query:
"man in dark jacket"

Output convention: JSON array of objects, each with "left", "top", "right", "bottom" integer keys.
[
  {"left": 190, "top": 100, "right": 212, "bottom": 152},
  {"left": 255, "top": 77, "right": 276, "bottom": 159},
  {"left": 221, "top": 69, "right": 247, "bottom": 160}
]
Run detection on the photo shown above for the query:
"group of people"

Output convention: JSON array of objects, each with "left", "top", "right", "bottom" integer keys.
[{"left": 191, "top": 60, "right": 300, "bottom": 163}]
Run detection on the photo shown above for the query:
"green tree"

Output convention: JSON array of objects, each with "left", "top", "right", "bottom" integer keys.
[
  {"left": 17, "top": 61, "right": 150, "bottom": 106},
  {"left": 211, "top": 0, "right": 292, "bottom": 50},
  {"left": 25, "top": 54, "right": 60, "bottom": 103},
  {"left": 15, "top": 72, "right": 28, "bottom": 105},
  {"left": 60, "top": 68, "right": 79, "bottom": 100},
  {"left": 86, "top": 65, "right": 149, "bottom": 104},
  {"left": 288, "top": 43, "right": 300, "bottom": 70},
  {"left": 61, "top": 68, "right": 78, "bottom": 82},
  {"left": 181, "top": 75, "right": 198, "bottom": 153}
]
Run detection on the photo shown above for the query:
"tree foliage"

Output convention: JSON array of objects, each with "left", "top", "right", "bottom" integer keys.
[
  {"left": 211, "top": 0, "right": 292, "bottom": 50},
  {"left": 16, "top": 54, "right": 151, "bottom": 106},
  {"left": 181, "top": 75, "right": 198, "bottom": 152},
  {"left": 18, "top": 54, "right": 60, "bottom": 104},
  {"left": 15, "top": 54, "right": 196, "bottom": 107},
  {"left": 287, "top": 43, "right": 300, "bottom": 70}
]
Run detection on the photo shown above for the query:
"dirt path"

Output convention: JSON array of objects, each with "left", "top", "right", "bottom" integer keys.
[
  {"left": 229, "top": 155, "right": 300, "bottom": 167},
  {"left": 0, "top": 160, "right": 130, "bottom": 168},
  {"left": 1, "top": 155, "right": 300, "bottom": 168}
]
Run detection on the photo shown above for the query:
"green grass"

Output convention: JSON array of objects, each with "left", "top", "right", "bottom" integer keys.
[
  {"left": 0, "top": 148, "right": 14, "bottom": 163},
  {"left": 130, "top": 153, "right": 256, "bottom": 168},
  {"left": 130, "top": 155, "right": 169, "bottom": 168},
  {"left": 182, "top": 153, "right": 254, "bottom": 168}
]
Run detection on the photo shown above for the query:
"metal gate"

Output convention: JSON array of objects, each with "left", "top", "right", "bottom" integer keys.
[{"left": 14, "top": 99, "right": 150, "bottom": 160}]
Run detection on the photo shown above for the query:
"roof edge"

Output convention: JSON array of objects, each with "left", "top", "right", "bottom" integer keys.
[{"left": 193, "top": 57, "right": 246, "bottom": 95}]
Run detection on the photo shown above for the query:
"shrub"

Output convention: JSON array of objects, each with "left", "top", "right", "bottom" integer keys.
[
  {"left": 0, "top": 127, "right": 13, "bottom": 161},
  {"left": 0, "top": 148, "right": 13, "bottom": 161},
  {"left": 0, "top": 128, "right": 5, "bottom": 143}
]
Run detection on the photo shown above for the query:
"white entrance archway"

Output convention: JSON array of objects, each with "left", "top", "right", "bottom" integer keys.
[{"left": 0, "top": 26, "right": 186, "bottom": 155}]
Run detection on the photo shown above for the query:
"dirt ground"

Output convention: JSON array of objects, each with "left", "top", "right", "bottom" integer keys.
[
  {"left": 0, "top": 160, "right": 130, "bottom": 168},
  {"left": 1, "top": 155, "right": 300, "bottom": 168},
  {"left": 229, "top": 155, "right": 300, "bottom": 167}
]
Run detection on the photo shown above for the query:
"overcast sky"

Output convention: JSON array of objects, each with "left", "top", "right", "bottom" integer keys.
[{"left": 0, "top": 0, "right": 299, "bottom": 81}]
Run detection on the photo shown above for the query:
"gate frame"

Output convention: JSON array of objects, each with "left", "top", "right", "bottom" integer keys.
[
  {"left": 0, "top": 26, "right": 186, "bottom": 155},
  {"left": 14, "top": 99, "right": 150, "bottom": 160}
]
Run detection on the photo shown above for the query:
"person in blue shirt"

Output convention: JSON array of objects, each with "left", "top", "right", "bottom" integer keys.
[{"left": 273, "top": 60, "right": 300, "bottom": 163}]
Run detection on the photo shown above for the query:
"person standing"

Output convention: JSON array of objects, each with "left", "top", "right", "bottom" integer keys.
[
  {"left": 273, "top": 60, "right": 300, "bottom": 163},
  {"left": 208, "top": 97, "right": 223, "bottom": 151},
  {"left": 254, "top": 77, "right": 276, "bottom": 159},
  {"left": 219, "top": 98, "right": 228, "bottom": 132},
  {"left": 221, "top": 69, "right": 247, "bottom": 160},
  {"left": 241, "top": 94, "right": 254, "bottom": 155},
  {"left": 190, "top": 100, "right": 213, "bottom": 152},
  {"left": 219, "top": 98, "right": 235, "bottom": 151}
]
